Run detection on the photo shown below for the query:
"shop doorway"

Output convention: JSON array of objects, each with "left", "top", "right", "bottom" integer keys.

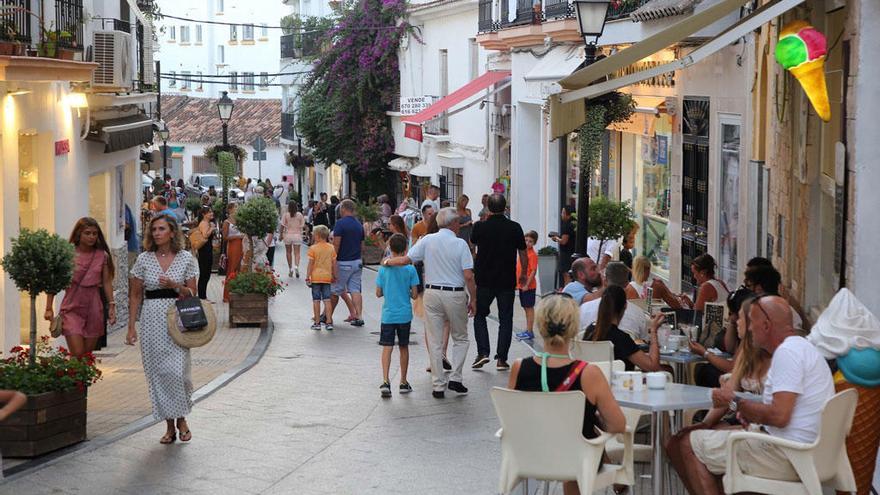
[{"left": 681, "top": 97, "right": 710, "bottom": 293}]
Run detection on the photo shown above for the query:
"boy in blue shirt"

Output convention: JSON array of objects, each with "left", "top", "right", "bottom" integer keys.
[{"left": 375, "top": 234, "right": 420, "bottom": 397}]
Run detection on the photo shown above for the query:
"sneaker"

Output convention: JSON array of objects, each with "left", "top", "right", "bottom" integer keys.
[
  {"left": 325, "top": 323, "right": 334, "bottom": 331},
  {"left": 295, "top": 268, "right": 300, "bottom": 278},
  {"left": 471, "top": 355, "right": 490, "bottom": 369},
  {"left": 288, "top": 270, "right": 293, "bottom": 278},
  {"left": 496, "top": 360, "right": 510, "bottom": 371},
  {"left": 448, "top": 381, "right": 468, "bottom": 395},
  {"left": 399, "top": 382, "right": 413, "bottom": 394},
  {"left": 432, "top": 390, "right": 445, "bottom": 399},
  {"left": 320, "top": 314, "right": 327, "bottom": 324},
  {"left": 516, "top": 331, "right": 535, "bottom": 340},
  {"left": 442, "top": 357, "right": 452, "bottom": 371},
  {"left": 310, "top": 323, "right": 321, "bottom": 331},
  {"left": 380, "top": 382, "right": 392, "bottom": 398},
  {"left": 351, "top": 319, "right": 365, "bottom": 327}
]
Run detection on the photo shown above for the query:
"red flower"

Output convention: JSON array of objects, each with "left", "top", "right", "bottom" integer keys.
[
  {"left": 56, "top": 370, "right": 65, "bottom": 377},
  {"left": 10, "top": 346, "right": 23, "bottom": 353}
]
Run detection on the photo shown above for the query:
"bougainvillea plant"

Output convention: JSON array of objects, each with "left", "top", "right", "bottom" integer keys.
[{"left": 297, "top": 0, "right": 413, "bottom": 180}]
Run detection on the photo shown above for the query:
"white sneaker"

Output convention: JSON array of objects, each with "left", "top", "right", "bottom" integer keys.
[{"left": 295, "top": 268, "right": 300, "bottom": 278}]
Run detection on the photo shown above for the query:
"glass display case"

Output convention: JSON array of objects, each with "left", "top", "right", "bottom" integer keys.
[{"left": 635, "top": 114, "right": 673, "bottom": 280}]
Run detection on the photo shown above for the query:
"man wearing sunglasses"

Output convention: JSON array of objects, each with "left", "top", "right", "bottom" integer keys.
[{"left": 669, "top": 295, "right": 833, "bottom": 494}]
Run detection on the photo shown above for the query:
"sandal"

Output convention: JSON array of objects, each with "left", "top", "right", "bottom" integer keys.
[
  {"left": 159, "top": 431, "right": 176, "bottom": 444},
  {"left": 178, "top": 429, "right": 192, "bottom": 442}
]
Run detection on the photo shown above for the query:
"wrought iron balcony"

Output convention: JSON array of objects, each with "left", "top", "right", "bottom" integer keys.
[
  {"left": 478, "top": 0, "right": 495, "bottom": 33},
  {"left": 490, "top": 110, "right": 511, "bottom": 138},
  {"left": 0, "top": 0, "right": 33, "bottom": 43},
  {"left": 281, "top": 112, "right": 296, "bottom": 141},
  {"left": 504, "top": 0, "right": 538, "bottom": 27},
  {"left": 55, "top": 0, "right": 84, "bottom": 49},
  {"left": 543, "top": 0, "right": 573, "bottom": 20},
  {"left": 280, "top": 32, "right": 320, "bottom": 59}
]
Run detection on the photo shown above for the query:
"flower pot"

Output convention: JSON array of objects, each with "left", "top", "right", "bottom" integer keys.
[
  {"left": 38, "top": 41, "right": 56, "bottom": 58},
  {"left": 0, "top": 41, "right": 24, "bottom": 56},
  {"left": 228, "top": 292, "right": 268, "bottom": 328},
  {"left": 0, "top": 388, "right": 87, "bottom": 457},
  {"left": 537, "top": 254, "right": 558, "bottom": 294},
  {"left": 361, "top": 243, "right": 384, "bottom": 265},
  {"left": 57, "top": 47, "right": 76, "bottom": 60}
]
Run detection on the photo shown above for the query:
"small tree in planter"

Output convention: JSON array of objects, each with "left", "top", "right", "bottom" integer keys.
[
  {"left": 587, "top": 197, "right": 635, "bottom": 261},
  {"left": 227, "top": 197, "right": 281, "bottom": 327},
  {"left": 356, "top": 200, "right": 383, "bottom": 265},
  {"left": 1, "top": 229, "right": 75, "bottom": 365},
  {"left": 233, "top": 196, "right": 279, "bottom": 272},
  {"left": 536, "top": 245, "right": 559, "bottom": 294}
]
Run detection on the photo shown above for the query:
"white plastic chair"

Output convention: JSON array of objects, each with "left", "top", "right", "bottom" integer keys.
[
  {"left": 490, "top": 387, "right": 634, "bottom": 495},
  {"left": 570, "top": 340, "right": 614, "bottom": 364},
  {"left": 722, "top": 388, "right": 858, "bottom": 495}
]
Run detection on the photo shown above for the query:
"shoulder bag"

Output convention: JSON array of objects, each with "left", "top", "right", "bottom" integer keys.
[{"left": 190, "top": 227, "right": 208, "bottom": 251}]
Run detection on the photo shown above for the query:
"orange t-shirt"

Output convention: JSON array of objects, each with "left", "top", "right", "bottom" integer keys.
[
  {"left": 307, "top": 241, "right": 336, "bottom": 283},
  {"left": 411, "top": 221, "right": 429, "bottom": 245},
  {"left": 516, "top": 247, "right": 538, "bottom": 290}
]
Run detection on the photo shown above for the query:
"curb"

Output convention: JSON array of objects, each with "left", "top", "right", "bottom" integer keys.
[{"left": 2, "top": 321, "right": 275, "bottom": 482}]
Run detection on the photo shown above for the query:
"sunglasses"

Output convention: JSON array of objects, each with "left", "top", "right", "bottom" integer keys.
[
  {"left": 751, "top": 293, "right": 774, "bottom": 322},
  {"left": 541, "top": 291, "right": 574, "bottom": 300}
]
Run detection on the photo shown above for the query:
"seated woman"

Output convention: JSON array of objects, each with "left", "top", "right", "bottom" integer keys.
[
  {"left": 625, "top": 256, "right": 682, "bottom": 309},
  {"left": 583, "top": 286, "right": 666, "bottom": 372},
  {"left": 509, "top": 294, "right": 626, "bottom": 495},
  {"left": 678, "top": 254, "right": 729, "bottom": 312},
  {"left": 690, "top": 286, "right": 755, "bottom": 387}
]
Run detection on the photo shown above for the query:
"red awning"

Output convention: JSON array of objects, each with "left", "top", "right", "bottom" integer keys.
[{"left": 402, "top": 70, "right": 511, "bottom": 142}]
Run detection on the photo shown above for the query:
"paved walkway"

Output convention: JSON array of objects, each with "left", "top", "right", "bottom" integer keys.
[{"left": 4, "top": 277, "right": 260, "bottom": 472}]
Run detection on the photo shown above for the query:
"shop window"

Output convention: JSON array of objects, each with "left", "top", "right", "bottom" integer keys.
[
  {"left": 180, "top": 26, "right": 190, "bottom": 43},
  {"left": 635, "top": 113, "right": 673, "bottom": 282},
  {"left": 439, "top": 166, "right": 463, "bottom": 204},
  {"left": 717, "top": 117, "right": 741, "bottom": 290}
]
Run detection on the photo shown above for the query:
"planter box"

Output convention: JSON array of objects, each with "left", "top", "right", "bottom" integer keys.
[
  {"left": 0, "top": 41, "right": 24, "bottom": 56},
  {"left": 537, "top": 254, "right": 558, "bottom": 295},
  {"left": 229, "top": 293, "right": 268, "bottom": 328},
  {"left": 362, "top": 244, "right": 384, "bottom": 265},
  {"left": 0, "top": 389, "right": 87, "bottom": 458}
]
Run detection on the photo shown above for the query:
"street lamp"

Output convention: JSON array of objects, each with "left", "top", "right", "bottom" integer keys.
[
  {"left": 571, "top": 0, "right": 610, "bottom": 260},
  {"left": 216, "top": 91, "right": 236, "bottom": 272},
  {"left": 156, "top": 121, "right": 170, "bottom": 182}
]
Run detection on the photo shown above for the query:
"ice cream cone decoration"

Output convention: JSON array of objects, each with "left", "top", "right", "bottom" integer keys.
[{"left": 776, "top": 20, "right": 831, "bottom": 122}]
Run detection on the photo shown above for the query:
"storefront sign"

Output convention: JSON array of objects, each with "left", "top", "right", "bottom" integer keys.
[
  {"left": 657, "top": 135, "right": 668, "bottom": 165},
  {"left": 400, "top": 96, "right": 436, "bottom": 115},
  {"left": 404, "top": 123, "right": 423, "bottom": 142},
  {"left": 54, "top": 139, "right": 69, "bottom": 155},
  {"left": 612, "top": 61, "right": 676, "bottom": 88}
]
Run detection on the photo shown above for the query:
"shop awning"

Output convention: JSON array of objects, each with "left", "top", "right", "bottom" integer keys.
[
  {"left": 87, "top": 113, "right": 155, "bottom": 153},
  {"left": 524, "top": 45, "right": 584, "bottom": 82},
  {"left": 403, "top": 70, "right": 511, "bottom": 141},
  {"left": 407, "top": 161, "right": 435, "bottom": 178},
  {"left": 551, "top": 0, "right": 804, "bottom": 136},
  {"left": 630, "top": 0, "right": 702, "bottom": 22}
]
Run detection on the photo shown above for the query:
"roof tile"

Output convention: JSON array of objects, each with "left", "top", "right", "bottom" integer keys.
[{"left": 161, "top": 95, "right": 282, "bottom": 147}]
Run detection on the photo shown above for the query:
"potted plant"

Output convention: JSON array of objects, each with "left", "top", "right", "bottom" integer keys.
[
  {"left": 587, "top": 197, "right": 635, "bottom": 261},
  {"left": 0, "top": 20, "right": 24, "bottom": 56},
  {"left": 226, "top": 268, "right": 285, "bottom": 328},
  {"left": 233, "top": 196, "right": 278, "bottom": 271},
  {"left": 184, "top": 196, "right": 203, "bottom": 223},
  {"left": 38, "top": 29, "right": 72, "bottom": 58},
  {"left": 0, "top": 229, "right": 101, "bottom": 457},
  {"left": 537, "top": 245, "right": 558, "bottom": 294}
]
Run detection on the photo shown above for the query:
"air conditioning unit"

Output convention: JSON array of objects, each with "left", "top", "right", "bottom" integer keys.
[{"left": 92, "top": 30, "right": 133, "bottom": 90}]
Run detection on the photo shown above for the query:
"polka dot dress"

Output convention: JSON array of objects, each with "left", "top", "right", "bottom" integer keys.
[{"left": 131, "top": 251, "right": 200, "bottom": 420}]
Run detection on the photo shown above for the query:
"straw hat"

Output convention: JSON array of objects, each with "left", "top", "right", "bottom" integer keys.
[{"left": 166, "top": 300, "right": 217, "bottom": 349}]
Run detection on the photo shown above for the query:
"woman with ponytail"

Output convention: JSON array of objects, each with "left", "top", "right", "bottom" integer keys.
[{"left": 584, "top": 285, "right": 666, "bottom": 372}]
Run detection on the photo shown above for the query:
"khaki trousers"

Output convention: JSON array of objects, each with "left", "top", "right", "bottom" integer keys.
[{"left": 423, "top": 289, "right": 469, "bottom": 391}]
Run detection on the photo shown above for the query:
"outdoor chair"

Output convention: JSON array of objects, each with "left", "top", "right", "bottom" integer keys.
[
  {"left": 490, "top": 387, "right": 634, "bottom": 495},
  {"left": 590, "top": 360, "right": 654, "bottom": 464},
  {"left": 570, "top": 340, "right": 614, "bottom": 364},
  {"left": 722, "top": 388, "right": 858, "bottom": 495}
]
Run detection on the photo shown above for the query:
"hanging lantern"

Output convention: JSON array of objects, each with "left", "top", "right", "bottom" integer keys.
[{"left": 776, "top": 20, "right": 831, "bottom": 122}]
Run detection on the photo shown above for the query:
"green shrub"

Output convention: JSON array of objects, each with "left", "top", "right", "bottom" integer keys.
[
  {"left": 588, "top": 197, "right": 635, "bottom": 255},
  {"left": 227, "top": 269, "right": 285, "bottom": 297},
  {"left": 537, "top": 246, "right": 558, "bottom": 256},
  {"left": 234, "top": 196, "right": 278, "bottom": 238}
]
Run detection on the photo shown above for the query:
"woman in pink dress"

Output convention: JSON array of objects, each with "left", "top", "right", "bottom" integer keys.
[{"left": 44, "top": 217, "right": 116, "bottom": 357}]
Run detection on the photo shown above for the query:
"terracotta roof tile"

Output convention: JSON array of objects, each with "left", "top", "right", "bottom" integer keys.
[{"left": 161, "top": 95, "right": 282, "bottom": 147}]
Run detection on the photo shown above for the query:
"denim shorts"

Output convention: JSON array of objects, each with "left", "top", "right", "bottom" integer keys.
[
  {"left": 311, "top": 283, "right": 331, "bottom": 301},
  {"left": 332, "top": 259, "right": 363, "bottom": 295},
  {"left": 379, "top": 322, "right": 411, "bottom": 346}
]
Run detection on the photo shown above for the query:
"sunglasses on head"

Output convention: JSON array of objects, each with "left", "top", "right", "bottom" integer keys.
[
  {"left": 750, "top": 293, "right": 774, "bottom": 322},
  {"left": 541, "top": 291, "right": 574, "bottom": 300}
]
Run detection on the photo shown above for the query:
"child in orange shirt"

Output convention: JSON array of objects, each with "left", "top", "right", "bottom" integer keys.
[
  {"left": 516, "top": 230, "right": 539, "bottom": 340},
  {"left": 306, "top": 225, "right": 337, "bottom": 331}
]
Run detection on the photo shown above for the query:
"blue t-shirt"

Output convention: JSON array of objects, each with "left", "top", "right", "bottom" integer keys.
[
  {"left": 376, "top": 265, "right": 420, "bottom": 324},
  {"left": 332, "top": 215, "right": 364, "bottom": 261},
  {"left": 562, "top": 281, "right": 590, "bottom": 304}
]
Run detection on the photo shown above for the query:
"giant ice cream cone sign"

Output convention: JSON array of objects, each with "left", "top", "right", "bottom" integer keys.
[{"left": 776, "top": 20, "right": 831, "bottom": 122}]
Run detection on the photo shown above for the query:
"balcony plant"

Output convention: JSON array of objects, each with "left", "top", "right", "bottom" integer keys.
[{"left": 0, "top": 19, "right": 25, "bottom": 56}]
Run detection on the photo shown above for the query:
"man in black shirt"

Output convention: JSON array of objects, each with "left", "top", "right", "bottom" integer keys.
[
  {"left": 470, "top": 194, "right": 528, "bottom": 370},
  {"left": 551, "top": 206, "right": 576, "bottom": 287}
]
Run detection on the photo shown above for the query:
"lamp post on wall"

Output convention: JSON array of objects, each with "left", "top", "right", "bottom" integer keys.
[
  {"left": 571, "top": 0, "right": 611, "bottom": 259},
  {"left": 216, "top": 91, "right": 236, "bottom": 272}
]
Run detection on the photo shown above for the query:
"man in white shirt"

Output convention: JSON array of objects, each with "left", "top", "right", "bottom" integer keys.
[
  {"left": 420, "top": 184, "right": 441, "bottom": 214},
  {"left": 580, "top": 262, "right": 647, "bottom": 339},
  {"left": 586, "top": 237, "right": 618, "bottom": 272},
  {"left": 666, "top": 295, "right": 834, "bottom": 494},
  {"left": 385, "top": 207, "right": 476, "bottom": 398}
]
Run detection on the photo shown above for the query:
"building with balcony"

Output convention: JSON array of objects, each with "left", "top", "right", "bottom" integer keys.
[
  {"left": 156, "top": 0, "right": 282, "bottom": 99},
  {"left": 0, "top": 0, "right": 159, "bottom": 353}
]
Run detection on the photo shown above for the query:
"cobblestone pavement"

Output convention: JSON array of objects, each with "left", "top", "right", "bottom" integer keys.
[{"left": 2, "top": 257, "right": 651, "bottom": 494}]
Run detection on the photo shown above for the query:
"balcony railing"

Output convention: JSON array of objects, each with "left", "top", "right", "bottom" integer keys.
[
  {"left": 478, "top": 0, "right": 652, "bottom": 33},
  {"left": 606, "top": 0, "right": 650, "bottom": 20},
  {"left": 55, "top": 0, "right": 84, "bottom": 49},
  {"left": 543, "top": 0, "right": 572, "bottom": 20},
  {"left": 478, "top": 0, "right": 494, "bottom": 33},
  {"left": 280, "top": 32, "right": 320, "bottom": 59},
  {"left": 504, "top": 0, "right": 538, "bottom": 27},
  {"left": 490, "top": 111, "right": 511, "bottom": 138},
  {"left": 282, "top": 112, "right": 296, "bottom": 141},
  {"left": 1, "top": 0, "right": 33, "bottom": 43}
]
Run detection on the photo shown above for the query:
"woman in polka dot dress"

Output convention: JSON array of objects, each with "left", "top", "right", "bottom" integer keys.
[{"left": 126, "top": 214, "right": 200, "bottom": 444}]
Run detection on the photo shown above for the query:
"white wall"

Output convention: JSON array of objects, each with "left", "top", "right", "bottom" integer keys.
[
  {"left": 157, "top": 0, "right": 283, "bottom": 99},
  {"left": 169, "top": 140, "right": 289, "bottom": 184}
]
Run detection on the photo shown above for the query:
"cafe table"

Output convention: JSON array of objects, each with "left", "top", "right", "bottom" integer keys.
[{"left": 613, "top": 383, "right": 714, "bottom": 495}]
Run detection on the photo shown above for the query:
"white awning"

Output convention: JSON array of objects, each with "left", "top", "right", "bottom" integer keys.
[
  {"left": 436, "top": 152, "right": 465, "bottom": 169},
  {"left": 559, "top": 0, "right": 805, "bottom": 103},
  {"left": 388, "top": 156, "right": 416, "bottom": 171},
  {"left": 525, "top": 45, "right": 585, "bottom": 82},
  {"left": 408, "top": 161, "right": 435, "bottom": 178}
]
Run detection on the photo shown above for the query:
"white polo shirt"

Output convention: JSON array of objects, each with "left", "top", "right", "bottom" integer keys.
[
  {"left": 580, "top": 297, "right": 648, "bottom": 339},
  {"left": 408, "top": 228, "right": 473, "bottom": 288}
]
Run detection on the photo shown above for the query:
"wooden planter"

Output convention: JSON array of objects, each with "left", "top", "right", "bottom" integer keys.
[
  {"left": 0, "top": 389, "right": 87, "bottom": 458},
  {"left": 229, "top": 293, "right": 268, "bottom": 328},
  {"left": 362, "top": 244, "right": 384, "bottom": 265}
]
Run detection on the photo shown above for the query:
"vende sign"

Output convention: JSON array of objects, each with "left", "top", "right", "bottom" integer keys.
[{"left": 399, "top": 96, "right": 436, "bottom": 115}]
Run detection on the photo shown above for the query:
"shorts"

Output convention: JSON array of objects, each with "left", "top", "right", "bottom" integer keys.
[
  {"left": 310, "top": 283, "right": 331, "bottom": 301},
  {"left": 283, "top": 235, "right": 303, "bottom": 246},
  {"left": 332, "top": 259, "right": 363, "bottom": 295},
  {"left": 519, "top": 289, "right": 536, "bottom": 308},
  {"left": 689, "top": 428, "right": 799, "bottom": 481},
  {"left": 379, "top": 322, "right": 411, "bottom": 346}
]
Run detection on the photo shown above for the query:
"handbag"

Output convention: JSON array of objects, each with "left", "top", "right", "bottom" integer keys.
[
  {"left": 175, "top": 296, "right": 209, "bottom": 330},
  {"left": 190, "top": 228, "right": 208, "bottom": 251}
]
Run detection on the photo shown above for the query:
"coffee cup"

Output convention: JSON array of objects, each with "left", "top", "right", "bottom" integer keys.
[
  {"left": 629, "top": 371, "right": 645, "bottom": 391},
  {"left": 612, "top": 371, "right": 625, "bottom": 390},
  {"left": 646, "top": 372, "right": 667, "bottom": 390}
]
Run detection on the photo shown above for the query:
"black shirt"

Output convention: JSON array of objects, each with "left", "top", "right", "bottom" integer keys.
[
  {"left": 584, "top": 323, "right": 641, "bottom": 371},
  {"left": 471, "top": 214, "right": 526, "bottom": 289},
  {"left": 558, "top": 218, "right": 575, "bottom": 270},
  {"left": 514, "top": 358, "right": 598, "bottom": 439},
  {"left": 619, "top": 247, "right": 633, "bottom": 270}
]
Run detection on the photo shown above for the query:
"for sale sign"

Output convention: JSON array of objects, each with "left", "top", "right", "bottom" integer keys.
[{"left": 399, "top": 96, "right": 436, "bottom": 115}]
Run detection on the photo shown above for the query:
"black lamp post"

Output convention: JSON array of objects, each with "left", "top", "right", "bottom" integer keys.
[
  {"left": 571, "top": 0, "right": 611, "bottom": 259},
  {"left": 216, "top": 90, "right": 235, "bottom": 218},
  {"left": 157, "top": 122, "right": 170, "bottom": 182}
]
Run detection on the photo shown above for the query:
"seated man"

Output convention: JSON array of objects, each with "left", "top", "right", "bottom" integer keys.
[
  {"left": 665, "top": 295, "right": 834, "bottom": 494},
  {"left": 561, "top": 257, "right": 602, "bottom": 304},
  {"left": 580, "top": 261, "right": 647, "bottom": 339}
]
